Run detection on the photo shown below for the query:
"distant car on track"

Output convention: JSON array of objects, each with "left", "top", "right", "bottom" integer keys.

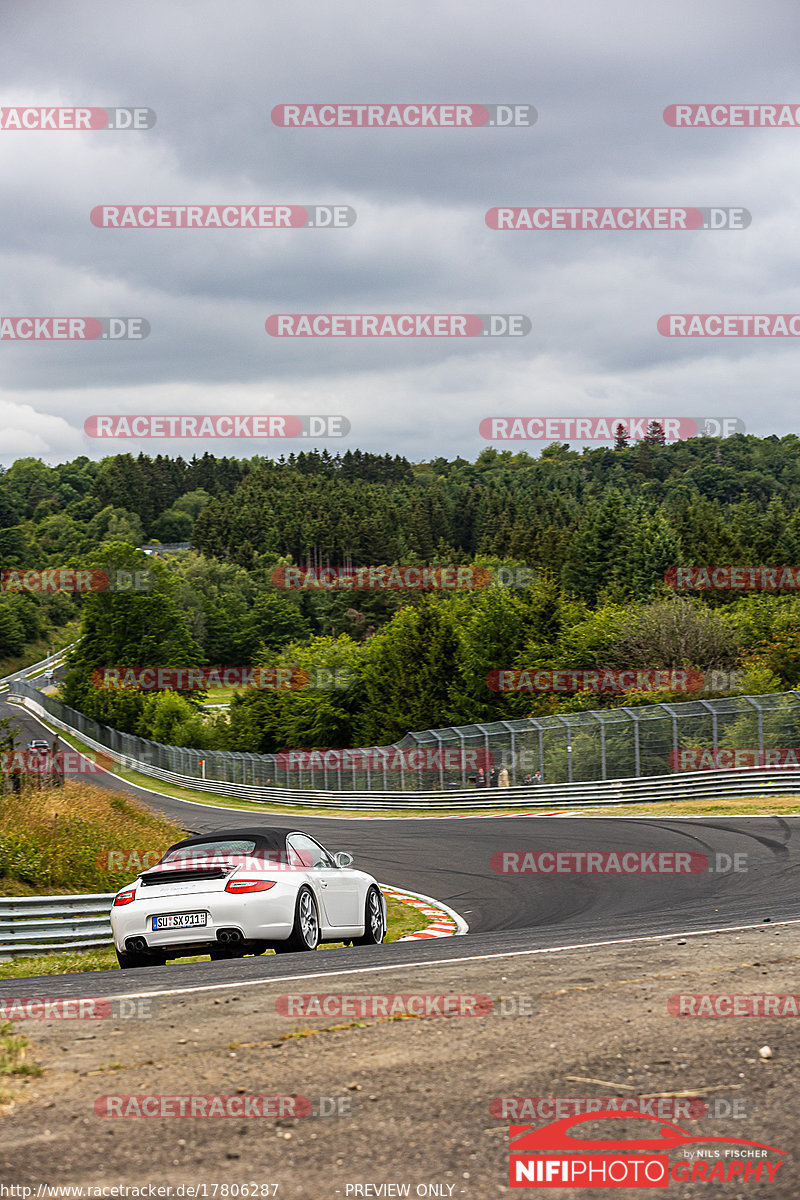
[
  {"left": 110, "top": 826, "right": 386, "bottom": 968},
  {"left": 25, "top": 740, "right": 51, "bottom": 754}
]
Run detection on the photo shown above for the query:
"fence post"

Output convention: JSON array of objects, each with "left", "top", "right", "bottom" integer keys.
[
  {"left": 743, "top": 696, "right": 764, "bottom": 756},
  {"left": 555, "top": 715, "right": 573, "bottom": 783},
  {"left": 590, "top": 711, "right": 606, "bottom": 779},
  {"left": 430, "top": 731, "right": 445, "bottom": 791},
  {"left": 621, "top": 708, "right": 640, "bottom": 777},
  {"left": 474, "top": 724, "right": 492, "bottom": 782}
]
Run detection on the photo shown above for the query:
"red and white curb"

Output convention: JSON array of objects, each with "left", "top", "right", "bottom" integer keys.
[{"left": 380, "top": 883, "right": 469, "bottom": 940}]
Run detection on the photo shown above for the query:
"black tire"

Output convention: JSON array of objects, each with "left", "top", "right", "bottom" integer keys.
[
  {"left": 353, "top": 886, "right": 385, "bottom": 946},
  {"left": 209, "top": 947, "right": 238, "bottom": 961},
  {"left": 274, "top": 886, "right": 319, "bottom": 952},
  {"left": 116, "top": 948, "right": 149, "bottom": 969}
]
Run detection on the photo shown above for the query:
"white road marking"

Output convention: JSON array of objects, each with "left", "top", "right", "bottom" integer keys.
[{"left": 100, "top": 916, "right": 800, "bottom": 1003}]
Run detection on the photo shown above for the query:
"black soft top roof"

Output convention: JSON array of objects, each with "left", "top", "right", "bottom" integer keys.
[{"left": 166, "top": 827, "right": 297, "bottom": 854}]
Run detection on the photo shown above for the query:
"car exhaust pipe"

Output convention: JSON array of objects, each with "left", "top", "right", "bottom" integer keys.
[
  {"left": 217, "top": 928, "right": 242, "bottom": 944},
  {"left": 127, "top": 936, "right": 148, "bottom": 954}
]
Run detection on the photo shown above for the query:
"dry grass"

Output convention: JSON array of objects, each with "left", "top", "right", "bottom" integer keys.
[
  {"left": 567, "top": 794, "right": 800, "bottom": 818},
  {"left": 0, "top": 780, "right": 187, "bottom": 893},
  {"left": 0, "top": 1020, "right": 42, "bottom": 1110}
]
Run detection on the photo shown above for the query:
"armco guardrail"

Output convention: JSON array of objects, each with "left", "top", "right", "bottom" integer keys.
[
  {"left": 0, "top": 893, "right": 115, "bottom": 961},
  {"left": 8, "top": 686, "right": 800, "bottom": 809},
  {"left": 0, "top": 646, "right": 71, "bottom": 693}
]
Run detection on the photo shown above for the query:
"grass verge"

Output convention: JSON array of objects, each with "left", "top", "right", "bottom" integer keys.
[
  {"left": 567, "top": 795, "right": 800, "bottom": 817},
  {"left": 0, "top": 780, "right": 188, "bottom": 894}
]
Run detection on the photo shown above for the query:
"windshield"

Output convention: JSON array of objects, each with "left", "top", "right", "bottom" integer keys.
[
  {"left": 162, "top": 839, "right": 258, "bottom": 862},
  {"left": 160, "top": 839, "right": 294, "bottom": 869}
]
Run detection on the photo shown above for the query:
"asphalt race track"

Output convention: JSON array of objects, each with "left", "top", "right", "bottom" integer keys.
[{"left": 3, "top": 696, "right": 800, "bottom": 1001}]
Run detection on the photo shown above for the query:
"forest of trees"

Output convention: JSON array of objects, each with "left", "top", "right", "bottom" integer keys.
[{"left": 4, "top": 434, "right": 800, "bottom": 753}]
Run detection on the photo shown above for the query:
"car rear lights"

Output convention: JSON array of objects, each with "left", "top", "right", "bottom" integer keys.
[
  {"left": 113, "top": 889, "right": 137, "bottom": 906},
  {"left": 225, "top": 878, "right": 277, "bottom": 894}
]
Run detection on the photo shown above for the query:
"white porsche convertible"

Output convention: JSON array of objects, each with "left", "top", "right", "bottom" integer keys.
[{"left": 110, "top": 826, "right": 386, "bottom": 968}]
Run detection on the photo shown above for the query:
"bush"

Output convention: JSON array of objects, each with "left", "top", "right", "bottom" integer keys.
[{"left": 0, "top": 781, "right": 186, "bottom": 893}]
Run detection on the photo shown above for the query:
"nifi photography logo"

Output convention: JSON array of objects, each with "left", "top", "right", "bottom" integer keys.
[{"left": 508, "top": 1110, "right": 785, "bottom": 1188}]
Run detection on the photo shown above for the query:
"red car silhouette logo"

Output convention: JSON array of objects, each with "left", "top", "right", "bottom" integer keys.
[{"left": 510, "top": 1109, "right": 784, "bottom": 1155}]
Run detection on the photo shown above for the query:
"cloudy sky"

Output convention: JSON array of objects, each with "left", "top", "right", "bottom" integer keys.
[{"left": 1, "top": 0, "right": 800, "bottom": 465}]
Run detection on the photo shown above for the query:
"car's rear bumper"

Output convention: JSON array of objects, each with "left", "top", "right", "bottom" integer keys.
[{"left": 110, "top": 889, "right": 294, "bottom": 950}]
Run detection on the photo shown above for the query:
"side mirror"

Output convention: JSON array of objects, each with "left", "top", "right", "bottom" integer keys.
[{"left": 333, "top": 851, "right": 354, "bottom": 868}]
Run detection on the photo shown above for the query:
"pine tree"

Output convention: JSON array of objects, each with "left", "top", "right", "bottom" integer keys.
[
  {"left": 632, "top": 514, "right": 682, "bottom": 600},
  {"left": 561, "top": 491, "right": 633, "bottom": 603}
]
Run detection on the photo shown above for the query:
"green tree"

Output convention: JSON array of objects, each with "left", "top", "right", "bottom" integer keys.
[
  {"left": 0, "top": 600, "right": 24, "bottom": 658},
  {"left": 60, "top": 543, "right": 201, "bottom": 730},
  {"left": 247, "top": 591, "right": 312, "bottom": 652},
  {"left": 356, "top": 599, "right": 464, "bottom": 744},
  {"left": 631, "top": 513, "right": 682, "bottom": 600},
  {"left": 88, "top": 506, "right": 145, "bottom": 547},
  {"left": 561, "top": 490, "right": 633, "bottom": 603},
  {"left": 151, "top": 508, "right": 193, "bottom": 542}
]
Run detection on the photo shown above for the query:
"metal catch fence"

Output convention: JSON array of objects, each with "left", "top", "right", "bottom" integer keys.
[{"left": 8, "top": 680, "right": 800, "bottom": 801}]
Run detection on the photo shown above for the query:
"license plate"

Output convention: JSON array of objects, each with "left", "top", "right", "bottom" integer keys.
[{"left": 152, "top": 911, "right": 207, "bottom": 930}]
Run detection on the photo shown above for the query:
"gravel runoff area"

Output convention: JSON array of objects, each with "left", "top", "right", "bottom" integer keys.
[{"left": 0, "top": 924, "right": 798, "bottom": 1198}]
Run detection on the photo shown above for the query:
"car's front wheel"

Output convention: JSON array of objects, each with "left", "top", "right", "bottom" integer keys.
[
  {"left": 275, "top": 886, "right": 319, "bottom": 952},
  {"left": 353, "top": 886, "right": 385, "bottom": 946}
]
